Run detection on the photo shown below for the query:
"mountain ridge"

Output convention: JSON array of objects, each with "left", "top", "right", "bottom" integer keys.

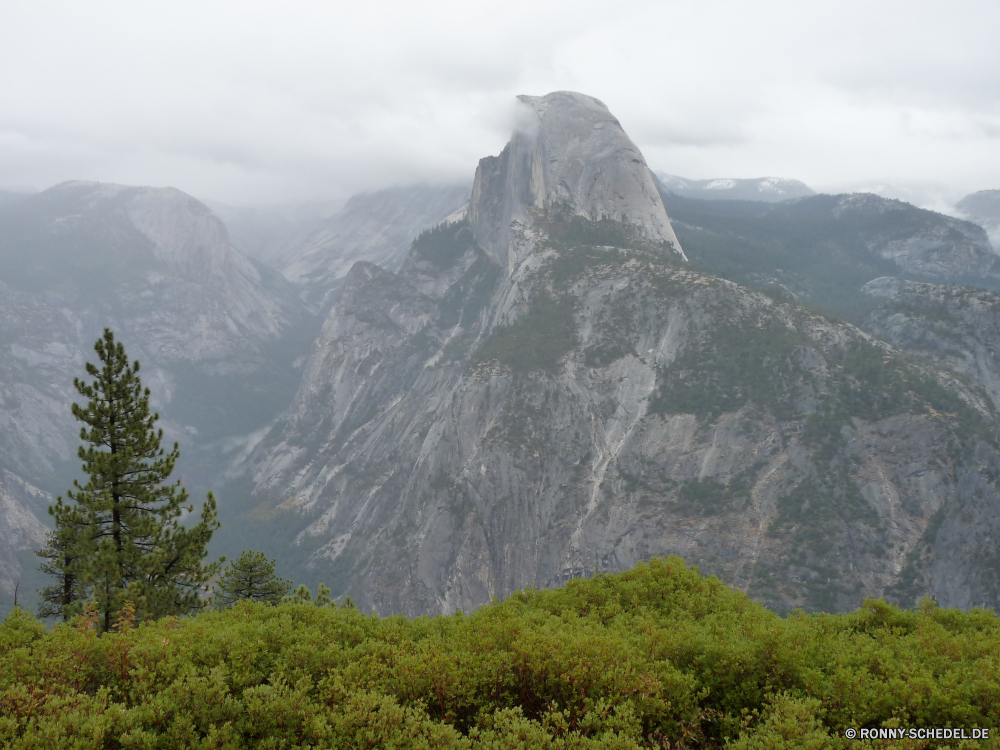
[
  {"left": 232, "top": 93, "right": 1000, "bottom": 617},
  {"left": 655, "top": 172, "right": 815, "bottom": 202}
]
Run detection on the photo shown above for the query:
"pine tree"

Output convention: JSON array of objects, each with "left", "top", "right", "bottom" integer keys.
[
  {"left": 286, "top": 584, "right": 313, "bottom": 604},
  {"left": 35, "top": 499, "right": 91, "bottom": 620},
  {"left": 315, "top": 583, "right": 333, "bottom": 607},
  {"left": 37, "top": 329, "right": 223, "bottom": 630},
  {"left": 213, "top": 550, "right": 291, "bottom": 607}
]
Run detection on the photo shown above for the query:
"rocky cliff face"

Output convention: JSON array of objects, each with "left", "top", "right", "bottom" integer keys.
[
  {"left": 0, "top": 181, "right": 302, "bottom": 366},
  {"left": 469, "top": 92, "right": 684, "bottom": 271},
  {"left": 241, "top": 93, "right": 1000, "bottom": 617},
  {"left": 863, "top": 277, "right": 1000, "bottom": 413},
  {"left": 0, "top": 471, "right": 50, "bottom": 600},
  {"left": 832, "top": 193, "right": 996, "bottom": 279},
  {"left": 244, "top": 216, "right": 1000, "bottom": 616}
]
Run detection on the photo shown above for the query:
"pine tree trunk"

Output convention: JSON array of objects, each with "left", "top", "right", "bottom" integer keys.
[
  {"left": 110, "top": 419, "right": 121, "bottom": 634},
  {"left": 61, "top": 555, "right": 73, "bottom": 622}
]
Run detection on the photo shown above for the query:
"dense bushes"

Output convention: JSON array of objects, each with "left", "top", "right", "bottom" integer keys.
[{"left": 1, "top": 557, "right": 998, "bottom": 748}]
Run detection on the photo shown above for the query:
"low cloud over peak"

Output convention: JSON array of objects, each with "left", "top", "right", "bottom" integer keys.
[{"left": 1, "top": 1, "right": 998, "bottom": 205}]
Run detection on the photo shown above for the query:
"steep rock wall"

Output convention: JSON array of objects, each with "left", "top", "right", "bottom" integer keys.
[
  {"left": 469, "top": 91, "right": 684, "bottom": 271},
  {"left": 244, "top": 218, "right": 1000, "bottom": 616}
]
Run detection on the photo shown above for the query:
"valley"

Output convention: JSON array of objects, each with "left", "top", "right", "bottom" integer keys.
[{"left": 2, "top": 92, "right": 999, "bottom": 620}]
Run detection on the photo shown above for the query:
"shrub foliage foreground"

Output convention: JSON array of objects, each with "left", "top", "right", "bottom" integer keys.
[{"left": 2, "top": 558, "right": 998, "bottom": 748}]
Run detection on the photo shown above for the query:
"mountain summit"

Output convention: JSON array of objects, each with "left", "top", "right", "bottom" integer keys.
[{"left": 469, "top": 91, "right": 685, "bottom": 270}]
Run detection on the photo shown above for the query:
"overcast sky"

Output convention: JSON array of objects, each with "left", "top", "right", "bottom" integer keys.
[{"left": 1, "top": 0, "right": 998, "bottom": 209}]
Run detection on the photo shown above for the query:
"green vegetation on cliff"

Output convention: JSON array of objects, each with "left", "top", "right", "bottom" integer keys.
[
  {"left": 2, "top": 558, "right": 997, "bottom": 748},
  {"left": 472, "top": 290, "right": 577, "bottom": 374}
]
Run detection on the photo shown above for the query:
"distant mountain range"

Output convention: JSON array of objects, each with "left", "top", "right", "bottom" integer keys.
[
  {"left": 654, "top": 172, "right": 815, "bottom": 202},
  {"left": 659, "top": 190, "right": 998, "bottom": 323}
]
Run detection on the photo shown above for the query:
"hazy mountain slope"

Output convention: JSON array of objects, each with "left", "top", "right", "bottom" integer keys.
[
  {"left": 206, "top": 199, "right": 344, "bottom": 266},
  {"left": 237, "top": 92, "right": 1000, "bottom": 617},
  {"left": 659, "top": 189, "right": 998, "bottom": 323},
  {"left": 277, "top": 184, "right": 471, "bottom": 313},
  {"left": 0, "top": 191, "right": 31, "bottom": 208},
  {"left": 0, "top": 181, "right": 302, "bottom": 361},
  {"left": 0, "top": 181, "right": 315, "bottom": 610},
  {"left": 956, "top": 189, "right": 1000, "bottom": 247},
  {"left": 863, "top": 277, "right": 1000, "bottom": 412},
  {"left": 655, "top": 172, "right": 815, "bottom": 202},
  {"left": 0, "top": 182, "right": 315, "bottom": 441}
]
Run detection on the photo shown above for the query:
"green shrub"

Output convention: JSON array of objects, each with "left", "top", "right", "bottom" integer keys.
[{"left": 1, "top": 558, "right": 997, "bottom": 748}]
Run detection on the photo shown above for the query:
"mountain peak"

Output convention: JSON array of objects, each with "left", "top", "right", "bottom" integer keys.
[{"left": 469, "top": 91, "right": 685, "bottom": 271}]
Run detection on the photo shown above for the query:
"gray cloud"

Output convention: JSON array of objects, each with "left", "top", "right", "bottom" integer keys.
[{"left": 1, "top": 0, "right": 998, "bottom": 206}]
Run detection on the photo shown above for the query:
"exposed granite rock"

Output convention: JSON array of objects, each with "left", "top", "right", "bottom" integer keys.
[
  {"left": 660, "top": 190, "right": 1000, "bottom": 324},
  {"left": 469, "top": 91, "right": 684, "bottom": 272},
  {"left": 832, "top": 193, "right": 995, "bottom": 279},
  {"left": 863, "top": 276, "right": 1000, "bottom": 413},
  {"left": 233, "top": 94, "right": 1000, "bottom": 619},
  {"left": 0, "top": 181, "right": 303, "bottom": 367},
  {"left": 0, "top": 471, "right": 50, "bottom": 600},
  {"left": 242, "top": 213, "right": 1000, "bottom": 617}
]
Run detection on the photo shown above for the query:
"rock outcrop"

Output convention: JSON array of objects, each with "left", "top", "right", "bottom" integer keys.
[
  {"left": 0, "top": 181, "right": 302, "bottom": 365},
  {"left": 832, "top": 193, "right": 996, "bottom": 279},
  {"left": 469, "top": 91, "right": 684, "bottom": 271},
  {"left": 244, "top": 214, "right": 1000, "bottom": 616},
  {"left": 0, "top": 471, "right": 50, "bottom": 600},
  {"left": 659, "top": 189, "right": 1000, "bottom": 323}
]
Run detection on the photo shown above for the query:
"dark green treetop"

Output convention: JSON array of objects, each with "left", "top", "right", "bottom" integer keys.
[{"left": 213, "top": 550, "right": 292, "bottom": 607}]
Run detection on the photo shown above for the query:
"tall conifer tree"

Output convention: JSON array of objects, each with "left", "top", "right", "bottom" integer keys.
[{"left": 37, "top": 329, "right": 223, "bottom": 629}]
